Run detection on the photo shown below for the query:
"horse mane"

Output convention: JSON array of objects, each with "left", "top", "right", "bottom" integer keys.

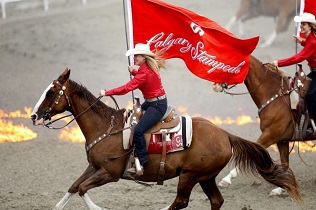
[
  {"left": 251, "top": 55, "right": 291, "bottom": 79},
  {"left": 68, "top": 80, "right": 122, "bottom": 121}
]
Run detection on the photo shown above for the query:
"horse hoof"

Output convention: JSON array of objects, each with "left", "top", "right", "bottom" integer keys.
[
  {"left": 269, "top": 187, "right": 286, "bottom": 196},
  {"left": 218, "top": 180, "right": 231, "bottom": 188}
]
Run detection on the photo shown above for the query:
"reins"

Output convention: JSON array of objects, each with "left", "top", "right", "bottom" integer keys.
[
  {"left": 43, "top": 84, "right": 133, "bottom": 153},
  {"left": 44, "top": 89, "right": 120, "bottom": 130},
  {"left": 221, "top": 63, "right": 297, "bottom": 115},
  {"left": 44, "top": 96, "right": 104, "bottom": 129},
  {"left": 222, "top": 63, "right": 270, "bottom": 96}
]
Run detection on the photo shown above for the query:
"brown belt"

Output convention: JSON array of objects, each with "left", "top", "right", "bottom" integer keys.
[{"left": 145, "top": 94, "right": 166, "bottom": 102}]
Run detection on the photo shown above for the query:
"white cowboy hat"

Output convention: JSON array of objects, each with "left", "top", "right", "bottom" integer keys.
[
  {"left": 125, "top": 43, "right": 156, "bottom": 57},
  {"left": 294, "top": 12, "right": 316, "bottom": 24}
]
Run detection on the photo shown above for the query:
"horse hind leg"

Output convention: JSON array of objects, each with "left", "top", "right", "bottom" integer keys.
[
  {"left": 218, "top": 167, "right": 239, "bottom": 188},
  {"left": 225, "top": 16, "right": 237, "bottom": 30},
  {"left": 225, "top": 16, "right": 245, "bottom": 36},
  {"left": 200, "top": 176, "right": 224, "bottom": 210},
  {"left": 259, "top": 30, "right": 277, "bottom": 47},
  {"left": 165, "top": 176, "right": 197, "bottom": 210}
]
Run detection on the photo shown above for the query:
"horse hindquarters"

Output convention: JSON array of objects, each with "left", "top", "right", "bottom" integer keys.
[
  {"left": 166, "top": 118, "right": 232, "bottom": 210},
  {"left": 228, "top": 135, "right": 303, "bottom": 204}
]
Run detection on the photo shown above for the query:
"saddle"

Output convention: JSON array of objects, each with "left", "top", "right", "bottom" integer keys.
[
  {"left": 129, "top": 97, "right": 181, "bottom": 185},
  {"left": 292, "top": 64, "right": 312, "bottom": 140}
]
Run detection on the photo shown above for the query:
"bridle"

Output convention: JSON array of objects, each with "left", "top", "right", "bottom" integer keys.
[
  {"left": 40, "top": 78, "right": 133, "bottom": 159},
  {"left": 43, "top": 79, "right": 107, "bottom": 130},
  {"left": 42, "top": 79, "right": 122, "bottom": 130},
  {"left": 43, "top": 80, "right": 71, "bottom": 127}
]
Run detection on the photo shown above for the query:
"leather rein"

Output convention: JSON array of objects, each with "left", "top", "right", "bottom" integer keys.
[
  {"left": 222, "top": 63, "right": 270, "bottom": 96},
  {"left": 221, "top": 63, "right": 297, "bottom": 114},
  {"left": 43, "top": 80, "right": 120, "bottom": 130}
]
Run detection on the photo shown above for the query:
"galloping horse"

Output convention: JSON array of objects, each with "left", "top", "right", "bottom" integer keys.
[
  {"left": 30, "top": 68, "right": 302, "bottom": 210},
  {"left": 225, "top": 0, "right": 298, "bottom": 47},
  {"left": 217, "top": 55, "right": 315, "bottom": 195}
]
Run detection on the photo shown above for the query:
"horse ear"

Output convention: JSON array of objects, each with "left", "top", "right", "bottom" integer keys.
[{"left": 58, "top": 67, "right": 71, "bottom": 83}]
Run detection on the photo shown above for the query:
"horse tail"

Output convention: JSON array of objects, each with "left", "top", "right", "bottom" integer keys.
[{"left": 228, "top": 134, "right": 303, "bottom": 204}]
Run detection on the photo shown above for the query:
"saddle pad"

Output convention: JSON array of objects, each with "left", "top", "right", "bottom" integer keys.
[
  {"left": 123, "top": 109, "right": 132, "bottom": 150},
  {"left": 147, "top": 116, "right": 192, "bottom": 154},
  {"left": 288, "top": 76, "right": 299, "bottom": 110}
]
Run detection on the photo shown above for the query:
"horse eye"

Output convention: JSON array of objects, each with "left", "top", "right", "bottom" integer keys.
[{"left": 46, "top": 90, "right": 55, "bottom": 96}]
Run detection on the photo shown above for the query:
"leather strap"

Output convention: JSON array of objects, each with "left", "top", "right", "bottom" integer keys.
[{"left": 157, "top": 130, "right": 167, "bottom": 185}]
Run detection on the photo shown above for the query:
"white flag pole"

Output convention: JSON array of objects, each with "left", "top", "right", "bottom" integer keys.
[{"left": 123, "top": 0, "right": 135, "bottom": 103}]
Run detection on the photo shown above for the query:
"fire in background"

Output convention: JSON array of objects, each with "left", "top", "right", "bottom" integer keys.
[{"left": 0, "top": 107, "right": 37, "bottom": 143}]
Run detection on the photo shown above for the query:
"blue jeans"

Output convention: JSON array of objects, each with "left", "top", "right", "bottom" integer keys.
[
  {"left": 306, "top": 72, "right": 316, "bottom": 120},
  {"left": 133, "top": 98, "right": 167, "bottom": 165},
  {"left": 306, "top": 79, "right": 316, "bottom": 120}
]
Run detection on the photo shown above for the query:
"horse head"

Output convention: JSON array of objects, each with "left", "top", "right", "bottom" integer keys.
[
  {"left": 31, "top": 67, "right": 71, "bottom": 125},
  {"left": 295, "top": 64, "right": 312, "bottom": 98}
]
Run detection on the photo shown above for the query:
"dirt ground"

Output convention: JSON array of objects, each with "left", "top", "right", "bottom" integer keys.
[{"left": 0, "top": 0, "right": 315, "bottom": 209}]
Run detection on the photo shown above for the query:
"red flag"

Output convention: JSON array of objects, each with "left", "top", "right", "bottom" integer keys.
[
  {"left": 300, "top": 0, "right": 316, "bottom": 16},
  {"left": 126, "top": 0, "right": 259, "bottom": 85},
  {"left": 297, "top": 0, "right": 316, "bottom": 36}
]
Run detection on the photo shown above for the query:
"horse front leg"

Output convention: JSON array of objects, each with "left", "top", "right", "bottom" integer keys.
[
  {"left": 82, "top": 193, "right": 107, "bottom": 210},
  {"left": 53, "top": 192, "right": 75, "bottom": 210},
  {"left": 79, "top": 167, "right": 120, "bottom": 210},
  {"left": 53, "top": 164, "right": 97, "bottom": 210}
]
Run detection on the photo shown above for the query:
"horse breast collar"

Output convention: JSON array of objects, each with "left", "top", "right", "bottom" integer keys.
[{"left": 258, "top": 74, "right": 297, "bottom": 115}]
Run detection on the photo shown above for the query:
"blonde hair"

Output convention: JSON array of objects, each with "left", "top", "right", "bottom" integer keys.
[
  {"left": 143, "top": 51, "right": 167, "bottom": 73},
  {"left": 308, "top": 23, "right": 316, "bottom": 35}
]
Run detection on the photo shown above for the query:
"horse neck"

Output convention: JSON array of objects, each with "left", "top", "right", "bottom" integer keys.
[
  {"left": 67, "top": 81, "right": 124, "bottom": 145},
  {"left": 244, "top": 57, "right": 283, "bottom": 109}
]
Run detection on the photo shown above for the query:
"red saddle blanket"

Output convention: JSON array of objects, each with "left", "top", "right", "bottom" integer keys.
[{"left": 147, "top": 116, "right": 192, "bottom": 154}]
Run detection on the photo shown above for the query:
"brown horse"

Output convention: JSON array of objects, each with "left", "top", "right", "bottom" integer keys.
[
  {"left": 225, "top": 0, "right": 298, "bottom": 47},
  {"left": 30, "top": 68, "right": 302, "bottom": 210},
  {"left": 217, "top": 55, "right": 315, "bottom": 195}
]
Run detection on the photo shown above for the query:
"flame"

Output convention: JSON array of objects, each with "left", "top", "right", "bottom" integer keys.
[
  {"left": 59, "top": 126, "right": 85, "bottom": 143},
  {"left": 0, "top": 107, "right": 37, "bottom": 143},
  {"left": 293, "top": 142, "right": 316, "bottom": 153},
  {"left": 177, "top": 106, "right": 259, "bottom": 125},
  {"left": 269, "top": 142, "right": 316, "bottom": 153},
  {"left": 0, "top": 119, "right": 37, "bottom": 143},
  {"left": 57, "top": 100, "right": 128, "bottom": 143},
  {"left": 0, "top": 107, "right": 32, "bottom": 118},
  {"left": 1, "top": 106, "right": 315, "bottom": 154}
]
